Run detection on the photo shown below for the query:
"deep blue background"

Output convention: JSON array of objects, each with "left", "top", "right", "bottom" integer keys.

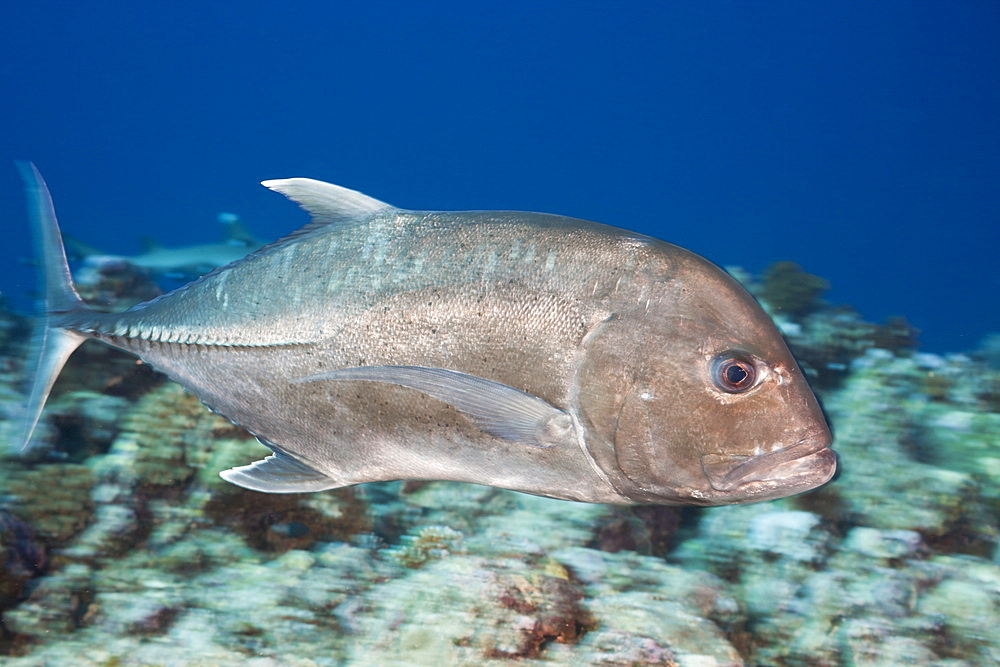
[{"left": 1, "top": 2, "right": 996, "bottom": 353}]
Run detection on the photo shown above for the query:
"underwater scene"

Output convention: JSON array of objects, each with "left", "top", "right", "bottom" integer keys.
[
  {"left": 0, "top": 246, "right": 998, "bottom": 666},
  {"left": 1, "top": 3, "right": 998, "bottom": 667}
]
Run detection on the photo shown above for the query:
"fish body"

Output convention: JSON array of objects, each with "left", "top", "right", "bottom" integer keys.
[{"left": 18, "top": 166, "right": 836, "bottom": 506}]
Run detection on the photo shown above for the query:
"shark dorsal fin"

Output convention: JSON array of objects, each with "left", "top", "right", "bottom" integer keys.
[
  {"left": 218, "top": 213, "right": 258, "bottom": 247},
  {"left": 139, "top": 236, "right": 163, "bottom": 252},
  {"left": 261, "top": 178, "right": 394, "bottom": 224}
]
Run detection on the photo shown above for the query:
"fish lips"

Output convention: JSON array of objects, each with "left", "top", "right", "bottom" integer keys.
[{"left": 701, "top": 434, "right": 837, "bottom": 497}]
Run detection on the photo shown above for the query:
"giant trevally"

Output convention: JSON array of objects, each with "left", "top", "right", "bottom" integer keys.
[{"left": 17, "top": 164, "right": 836, "bottom": 506}]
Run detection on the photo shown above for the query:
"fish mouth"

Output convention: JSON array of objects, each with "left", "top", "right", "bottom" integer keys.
[{"left": 701, "top": 432, "right": 836, "bottom": 495}]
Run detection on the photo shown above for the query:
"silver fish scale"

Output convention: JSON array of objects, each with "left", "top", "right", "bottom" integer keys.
[{"left": 89, "top": 211, "right": 663, "bottom": 350}]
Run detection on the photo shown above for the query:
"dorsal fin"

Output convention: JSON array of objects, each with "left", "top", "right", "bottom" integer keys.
[
  {"left": 139, "top": 236, "right": 162, "bottom": 252},
  {"left": 261, "top": 178, "right": 394, "bottom": 224},
  {"left": 218, "top": 213, "right": 258, "bottom": 247},
  {"left": 161, "top": 178, "right": 397, "bottom": 294}
]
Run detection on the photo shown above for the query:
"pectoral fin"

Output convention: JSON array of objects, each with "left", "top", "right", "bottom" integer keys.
[
  {"left": 296, "top": 365, "right": 573, "bottom": 448},
  {"left": 221, "top": 448, "right": 340, "bottom": 493}
]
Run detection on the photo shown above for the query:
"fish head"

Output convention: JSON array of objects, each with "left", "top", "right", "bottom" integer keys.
[{"left": 577, "top": 250, "right": 836, "bottom": 506}]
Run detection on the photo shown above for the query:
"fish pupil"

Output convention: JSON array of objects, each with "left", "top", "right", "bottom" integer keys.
[
  {"left": 726, "top": 364, "right": 749, "bottom": 385},
  {"left": 712, "top": 353, "right": 756, "bottom": 393}
]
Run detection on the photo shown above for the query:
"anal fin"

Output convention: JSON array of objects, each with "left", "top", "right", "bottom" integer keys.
[{"left": 220, "top": 448, "right": 340, "bottom": 493}]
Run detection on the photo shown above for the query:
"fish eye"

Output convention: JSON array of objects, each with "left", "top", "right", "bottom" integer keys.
[{"left": 712, "top": 353, "right": 757, "bottom": 393}]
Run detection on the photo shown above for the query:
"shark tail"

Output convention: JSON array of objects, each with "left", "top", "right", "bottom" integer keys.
[{"left": 16, "top": 162, "right": 92, "bottom": 450}]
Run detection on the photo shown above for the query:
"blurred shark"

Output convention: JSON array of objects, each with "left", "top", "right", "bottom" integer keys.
[{"left": 65, "top": 213, "right": 264, "bottom": 280}]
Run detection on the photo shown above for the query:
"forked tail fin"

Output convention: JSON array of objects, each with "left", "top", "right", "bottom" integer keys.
[{"left": 16, "top": 163, "right": 91, "bottom": 450}]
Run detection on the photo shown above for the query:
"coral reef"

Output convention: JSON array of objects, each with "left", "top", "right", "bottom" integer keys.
[
  {"left": 2, "top": 464, "right": 97, "bottom": 547},
  {"left": 72, "top": 260, "right": 163, "bottom": 312},
  {"left": 0, "top": 264, "right": 997, "bottom": 665},
  {"left": 386, "top": 524, "right": 467, "bottom": 568},
  {"left": 348, "top": 554, "right": 594, "bottom": 663},
  {"left": 0, "top": 511, "right": 45, "bottom": 612},
  {"left": 758, "top": 261, "right": 829, "bottom": 317}
]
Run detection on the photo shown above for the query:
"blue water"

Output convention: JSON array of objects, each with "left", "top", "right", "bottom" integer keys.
[{"left": 0, "top": 2, "right": 996, "bottom": 353}]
